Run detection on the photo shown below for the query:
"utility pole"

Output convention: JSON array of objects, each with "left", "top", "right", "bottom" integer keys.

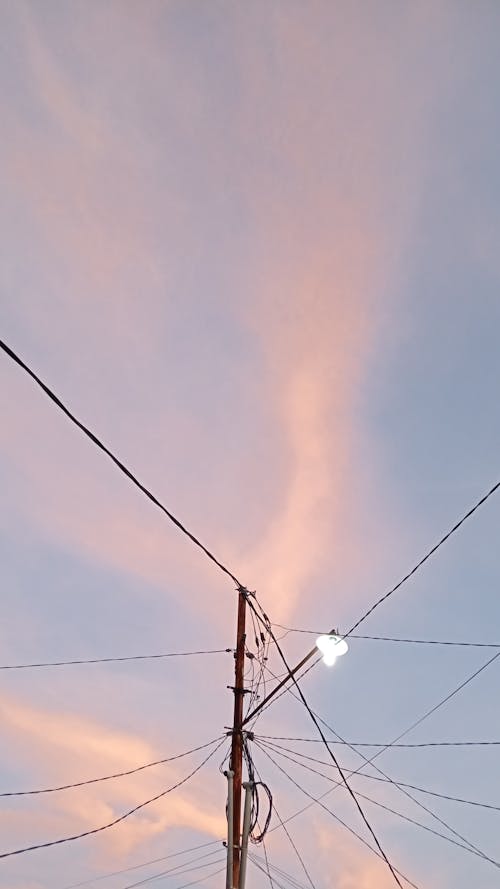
[{"left": 228, "top": 587, "right": 247, "bottom": 889}]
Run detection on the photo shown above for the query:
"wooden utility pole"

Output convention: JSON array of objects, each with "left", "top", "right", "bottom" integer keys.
[{"left": 229, "top": 587, "right": 247, "bottom": 889}]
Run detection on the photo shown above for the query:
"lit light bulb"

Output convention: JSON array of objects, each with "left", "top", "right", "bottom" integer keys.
[{"left": 316, "top": 634, "right": 348, "bottom": 666}]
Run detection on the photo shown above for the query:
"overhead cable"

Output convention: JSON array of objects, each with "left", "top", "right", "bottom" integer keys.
[
  {"left": 4, "top": 338, "right": 500, "bottom": 649},
  {"left": 272, "top": 625, "right": 500, "bottom": 648},
  {"left": 255, "top": 740, "right": 500, "bottom": 869},
  {"left": 0, "top": 737, "right": 223, "bottom": 798},
  {"left": 116, "top": 851, "right": 226, "bottom": 889},
  {"left": 252, "top": 759, "right": 316, "bottom": 889},
  {"left": 256, "top": 739, "right": 500, "bottom": 813},
  {"left": 342, "top": 477, "right": 500, "bottom": 638},
  {"left": 249, "top": 852, "right": 313, "bottom": 889},
  {"left": 0, "top": 649, "right": 232, "bottom": 671},
  {"left": 256, "top": 734, "right": 500, "bottom": 749},
  {"left": 0, "top": 738, "right": 226, "bottom": 859},
  {"left": 257, "top": 744, "right": 421, "bottom": 889},
  {"left": 257, "top": 660, "right": 494, "bottom": 857},
  {"left": 60, "top": 840, "right": 222, "bottom": 889},
  {"left": 121, "top": 864, "right": 227, "bottom": 889},
  {"left": 0, "top": 339, "right": 244, "bottom": 589},
  {"left": 247, "top": 602, "right": 405, "bottom": 889}
]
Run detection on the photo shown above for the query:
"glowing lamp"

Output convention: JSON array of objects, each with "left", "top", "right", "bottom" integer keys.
[{"left": 316, "top": 634, "right": 348, "bottom": 666}]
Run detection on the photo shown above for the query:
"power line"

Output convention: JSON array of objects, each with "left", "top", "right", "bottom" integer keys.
[
  {"left": 0, "top": 738, "right": 226, "bottom": 859},
  {"left": 256, "top": 739, "right": 500, "bottom": 813},
  {"left": 256, "top": 734, "right": 500, "bottom": 749},
  {"left": 249, "top": 857, "right": 288, "bottom": 889},
  {"left": 0, "top": 737, "right": 223, "bottom": 798},
  {"left": 257, "top": 744, "right": 421, "bottom": 889},
  {"left": 121, "top": 864, "right": 226, "bottom": 889},
  {"left": 0, "top": 339, "right": 244, "bottom": 589},
  {"left": 245, "top": 472, "right": 500, "bottom": 721},
  {"left": 272, "top": 625, "right": 500, "bottom": 648},
  {"left": 247, "top": 603, "right": 405, "bottom": 889},
  {"left": 260, "top": 839, "right": 276, "bottom": 889},
  {"left": 342, "top": 479, "right": 500, "bottom": 639},
  {"left": 116, "top": 850, "right": 226, "bottom": 889},
  {"left": 252, "top": 633, "right": 500, "bottom": 739},
  {"left": 0, "top": 649, "right": 232, "bottom": 671},
  {"left": 252, "top": 760, "right": 316, "bottom": 889},
  {"left": 388, "top": 650, "right": 500, "bottom": 744},
  {"left": 257, "top": 660, "right": 492, "bottom": 858},
  {"left": 6, "top": 337, "right": 500, "bottom": 657},
  {"left": 60, "top": 841, "right": 222, "bottom": 889},
  {"left": 249, "top": 852, "right": 313, "bottom": 889},
  {"left": 255, "top": 740, "right": 500, "bottom": 869}
]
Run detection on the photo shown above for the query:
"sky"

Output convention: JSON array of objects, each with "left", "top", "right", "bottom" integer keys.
[{"left": 1, "top": 2, "right": 500, "bottom": 888}]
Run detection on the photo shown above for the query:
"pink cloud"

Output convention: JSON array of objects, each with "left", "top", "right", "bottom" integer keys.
[{"left": 0, "top": 692, "right": 225, "bottom": 863}]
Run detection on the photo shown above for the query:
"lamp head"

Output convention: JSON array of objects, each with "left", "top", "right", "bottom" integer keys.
[{"left": 316, "top": 634, "right": 348, "bottom": 666}]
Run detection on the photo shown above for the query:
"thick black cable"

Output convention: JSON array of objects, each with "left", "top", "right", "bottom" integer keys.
[
  {"left": 0, "top": 339, "right": 243, "bottom": 588},
  {"left": 343, "top": 479, "right": 500, "bottom": 638},
  {"left": 255, "top": 739, "right": 500, "bottom": 869},
  {"left": 272, "top": 624, "right": 500, "bottom": 648},
  {"left": 60, "top": 841, "right": 222, "bottom": 889},
  {"left": 247, "top": 602, "right": 405, "bottom": 889},
  {"left": 5, "top": 336, "right": 500, "bottom": 678},
  {"left": 246, "top": 471, "right": 500, "bottom": 721},
  {"left": 0, "top": 737, "right": 223, "bottom": 798},
  {"left": 0, "top": 649, "right": 232, "bottom": 671},
  {"left": 0, "top": 738, "right": 225, "bottom": 859},
  {"left": 257, "top": 744, "right": 421, "bottom": 889},
  {"left": 257, "top": 739, "right": 500, "bottom": 813}
]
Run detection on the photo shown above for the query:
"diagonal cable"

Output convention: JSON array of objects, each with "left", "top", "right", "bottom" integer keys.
[
  {"left": 0, "top": 738, "right": 226, "bottom": 859},
  {"left": 0, "top": 339, "right": 243, "bottom": 588}
]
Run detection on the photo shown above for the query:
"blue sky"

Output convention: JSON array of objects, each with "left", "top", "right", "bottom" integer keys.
[{"left": 1, "top": 3, "right": 500, "bottom": 888}]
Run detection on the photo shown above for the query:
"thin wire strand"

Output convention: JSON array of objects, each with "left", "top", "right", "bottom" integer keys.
[
  {"left": 247, "top": 602, "right": 405, "bottom": 889},
  {"left": 256, "top": 734, "right": 500, "bottom": 749},
  {"left": 253, "top": 610, "right": 495, "bottom": 864},
  {"left": 120, "top": 863, "right": 226, "bottom": 889},
  {"left": 249, "top": 852, "right": 311, "bottom": 889},
  {"left": 257, "top": 744, "right": 421, "bottom": 889},
  {"left": 116, "top": 852, "right": 226, "bottom": 889},
  {"left": 255, "top": 740, "right": 500, "bottom": 869},
  {"left": 342, "top": 479, "right": 500, "bottom": 639},
  {"left": 259, "top": 660, "right": 495, "bottom": 856},
  {"left": 0, "top": 340, "right": 243, "bottom": 588},
  {"left": 60, "top": 841, "right": 222, "bottom": 889},
  {"left": 252, "top": 758, "right": 316, "bottom": 889},
  {"left": 0, "top": 650, "right": 232, "bottom": 671},
  {"left": 272, "top": 624, "right": 500, "bottom": 648},
  {"left": 0, "top": 739, "right": 226, "bottom": 860},
  {"left": 259, "top": 840, "right": 276, "bottom": 889},
  {"left": 256, "top": 739, "right": 500, "bottom": 813},
  {"left": 0, "top": 737, "right": 223, "bottom": 798}
]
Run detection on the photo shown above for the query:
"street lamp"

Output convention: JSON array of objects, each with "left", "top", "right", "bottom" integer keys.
[{"left": 316, "top": 634, "right": 348, "bottom": 666}]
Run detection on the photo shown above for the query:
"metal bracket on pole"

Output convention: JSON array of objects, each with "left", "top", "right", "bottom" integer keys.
[
  {"left": 224, "top": 770, "right": 234, "bottom": 889},
  {"left": 238, "top": 781, "right": 254, "bottom": 889}
]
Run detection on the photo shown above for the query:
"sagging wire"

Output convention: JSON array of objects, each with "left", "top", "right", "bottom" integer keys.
[{"left": 242, "top": 734, "right": 273, "bottom": 844}]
